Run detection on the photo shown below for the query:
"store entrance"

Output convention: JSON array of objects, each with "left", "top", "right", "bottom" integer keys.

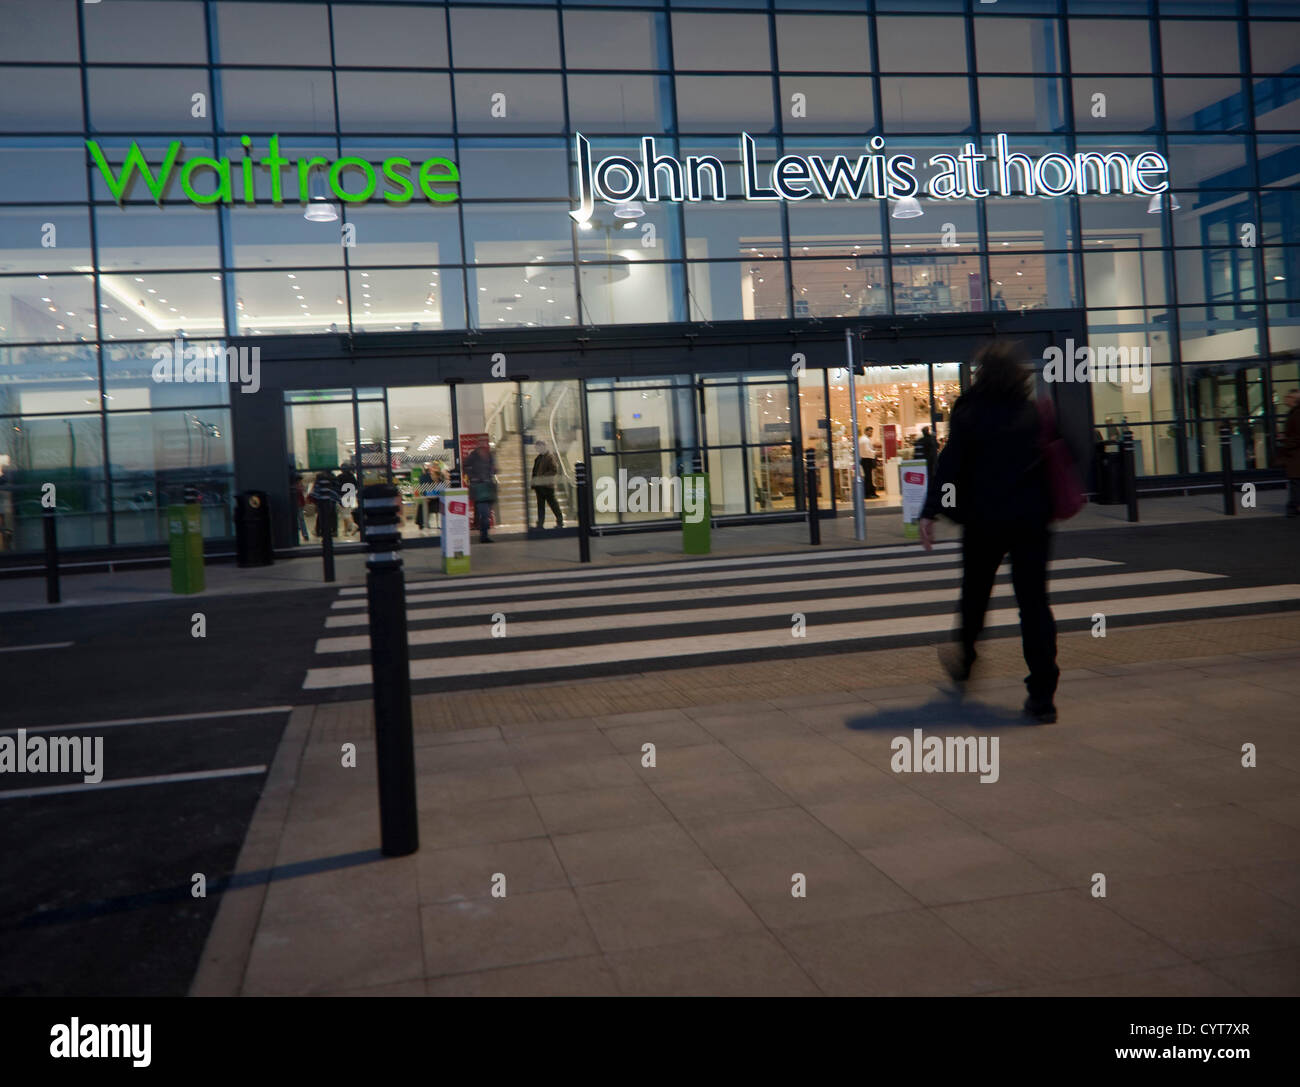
[{"left": 800, "top": 361, "right": 963, "bottom": 511}]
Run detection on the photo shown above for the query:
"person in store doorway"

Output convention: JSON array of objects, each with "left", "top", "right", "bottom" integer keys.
[
  {"left": 415, "top": 462, "right": 437, "bottom": 531},
  {"left": 465, "top": 443, "right": 498, "bottom": 543},
  {"left": 1280, "top": 388, "right": 1300, "bottom": 517},
  {"left": 530, "top": 440, "right": 564, "bottom": 529},
  {"left": 914, "top": 426, "right": 938, "bottom": 473},
  {"left": 334, "top": 464, "right": 359, "bottom": 536},
  {"left": 858, "top": 426, "right": 879, "bottom": 498},
  {"left": 917, "top": 340, "right": 1060, "bottom": 724},
  {"left": 291, "top": 473, "right": 309, "bottom": 543}
]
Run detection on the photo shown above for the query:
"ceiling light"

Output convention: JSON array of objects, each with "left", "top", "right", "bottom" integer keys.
[
  {"left": 891, "top": 196, "right": 923, "bottom": 219},
  {"left": 304, "top": 199, "right": 338, "bottom": 222}
]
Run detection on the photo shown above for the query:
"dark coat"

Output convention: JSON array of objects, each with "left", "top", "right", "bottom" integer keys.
[
  {"left": 920, "top": 388, "right": 1050, "bottom": 526},
  {"left": 1282, "top": 405, "right": 1300, "bottom": 479},
  {"left": 531, "top": 451, "right": 560, "bottom": 488}
]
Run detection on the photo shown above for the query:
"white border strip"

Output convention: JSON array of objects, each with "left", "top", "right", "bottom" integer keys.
[
  {"left": 3, "top": 705, "right": 294, "bottom": 737},
  {"left": 0, "top": 764, "right": 267, "bottom": 800},
  {"left": 0, "top": 641, "right": 74, "bottom": 654}
]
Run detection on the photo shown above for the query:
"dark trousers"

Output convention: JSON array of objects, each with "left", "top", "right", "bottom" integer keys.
[
  {"left": 959, "top": 520, "right": 1059, "bottom": 703},
  {"left": 860, "top": 457, "right": 878, "bottom": 497},
  {"left": 1288, "top": 478, "right": 1300, "bottom": 515},
  {"left": 535, "top": 486, "right": 563, "bottom": 528},
  {"left": 475, "top": 500, "right": 493, "bottom": 541}
]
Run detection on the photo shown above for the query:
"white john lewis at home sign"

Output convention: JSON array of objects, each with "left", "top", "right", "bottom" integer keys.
[{"left": 569, "top": 133, "right": 1170, "bottom": 223}]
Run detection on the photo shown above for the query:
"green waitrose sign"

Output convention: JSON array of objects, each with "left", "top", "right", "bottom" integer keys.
[{"left": 87, "top": 135, "right": 459, "bottom": 206}]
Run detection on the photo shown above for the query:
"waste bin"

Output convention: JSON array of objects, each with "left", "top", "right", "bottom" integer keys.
[
  {"left": 168, "top": 502, "right": 205, "bottom": 594},
  {"left": 235, "top": 490, "right": 274, "bottom": 567},
  {"left": 1094, "top": 441, "right": 1125, "bottom": 505}
]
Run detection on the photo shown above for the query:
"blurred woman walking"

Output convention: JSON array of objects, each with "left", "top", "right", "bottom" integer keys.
[{"left": 918, "top": 341, "right": 1071, "bottom": 724}]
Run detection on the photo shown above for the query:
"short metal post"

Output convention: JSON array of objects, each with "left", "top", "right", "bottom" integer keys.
[
  {"left": 321, "top": 498, "right": 337, "bottom": 582},
  {"left": 1220, "top": 422, "right": 1235, "bottom": 516},
  {"left": 43, "top": 507, "right": 60, "bottom": 604},
  {"left": 806, "top": 449, "right": 821, "bottom": 546},
  {"left": 362, "top": 483, "right": 418, "bottom": 858},
  {"left": 575, "top": 461, "right": 591, "bottom": 564},
  {"left": 1121, "top": 429, "right": 1138, "bottom": 524}
]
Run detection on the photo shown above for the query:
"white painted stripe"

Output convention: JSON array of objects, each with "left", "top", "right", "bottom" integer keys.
[
  {"left": 302, "top": 584, "right": 1300, "bottom": 688},
  {"left": 0, "top": 641, "right": 74, "bottom": 654},
  {"left": 329, "top": 550, "right": 1044, "bottom": 611},
  {"left": 0, "top": 764, "right": 267, "bottom": 800},
  {"left": 1, "top": 705, "right": 294, "bottom": 737},
  {"left": 322, "top": 557, "right": 1121, "bottom": 629},
  {"left": 315, "top": 569, "right": 1217, "bottom": 654},
  {"left": 334, "top": 541, "right": 961, "bottom": 596}
]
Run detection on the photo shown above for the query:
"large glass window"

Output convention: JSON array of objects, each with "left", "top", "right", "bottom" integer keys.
[
  {"left": 86, "top": 1, "right": 208, "bottom": 64},
  {"left": 450, "top": 8, "right": 561, "bottom": 69},
  {"left": 0, "top": 0, "right": 78, "bottom": 63},
  {"left": 976, "top": 18, "right": 1061, "bottom": 74},
  {"left": 672, "top": 13, "right": 770, "bottom": 72},
  {"left": 217, "top": 2, "right": 331, "bottom": 65},
  {"left": 0, "top": 68, "right": 84, "bottom": 132},
  {"left": 876, "top": 17, "right": 968, "bottom": 72},
  {"left": 563, "top": 10, "right": 668, "bottom": 71},
  {"left": 331, "top": 5, "right": 449, "bottom": 68}
]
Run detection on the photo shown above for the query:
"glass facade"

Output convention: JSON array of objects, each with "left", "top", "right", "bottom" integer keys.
[{"left": 1, "top": 0, "right": 1297, "bottom": 552}]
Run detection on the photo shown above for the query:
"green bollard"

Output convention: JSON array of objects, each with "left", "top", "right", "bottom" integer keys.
[
  {"left": 168, "top": 502, "right": 205, "bottom": 594},
  {"left": 681, "top": 472, "right": 711, "bottom": 555}
]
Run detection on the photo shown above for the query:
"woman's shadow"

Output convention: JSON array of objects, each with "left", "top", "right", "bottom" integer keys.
[{"left": 843, "top": 680, "right": 1042, "bottom": 735}]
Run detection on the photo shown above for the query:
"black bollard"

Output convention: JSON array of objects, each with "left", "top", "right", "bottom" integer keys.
[
  {"left": 575, "top": 461, "right": 591, "bottom": 564},
  {"left": 362, "top": 483, "right": 418, "bottom": 858},
  {"left": 1219, "top": 422, "right": 1235, "bottom": 516},
  {"left": 43, "top": 507, "right": 60, "bottom": 604},
  {"left": 1121, "top": 430, "right": 1139, "bottom": 524},
  {"left": 320, "top": 497, "right": 336, "bottom": 582},
  {"left": 806, "top": 449, "right": 821, "bottom": 546},
  {"left": 311, "top": 475, "right": 338, "bottom": 583}
]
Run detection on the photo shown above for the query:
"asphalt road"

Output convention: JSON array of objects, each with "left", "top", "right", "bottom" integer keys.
[{"left": 0, "top": 589, "right": 336, "bottom": 997}]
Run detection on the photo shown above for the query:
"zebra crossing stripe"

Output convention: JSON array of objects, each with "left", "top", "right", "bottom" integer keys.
[
  {"left": 321, "top": 557, "right": 1123, "bottom": 629},
  {"left": 330, "top": 551, "right": 1099, "bottom": 611},
  {"left": 332, "top": 542, "right": 962, "bottom": 597},
  {"left": 302, "top": 583, "right": 1300, "bottom": 689},
  {"left": 314, "top": 569, "right": 1220, "bottom": 652}
]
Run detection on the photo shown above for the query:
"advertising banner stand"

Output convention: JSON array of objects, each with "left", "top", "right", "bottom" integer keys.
[
  {"left": 898, "top": 459, "right": 928, "bottom": 541},
  {"left": 681, "top": 472, "right": 711, "bottom": 555},
  {"left": 441, "top": 487, "right": 471, "bottom": 575},
  {"left": 168, "top": 502, "right": 205, "bottom": 594}
]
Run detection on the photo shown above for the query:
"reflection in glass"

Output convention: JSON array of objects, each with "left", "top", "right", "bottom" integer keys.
[
  {"left": 469, "top": 266, "right": 576, "bottom": 328},
  {"left": 791, "top": 258, "right": 887, "bottom": 318},
  {"left": 688, "top": 260, "right": 787, "bottom": 322},
  {"left": 0, "top": 274, "right": 95, "bottom": 344},
  {"left": 349, "top": 268, "right": 465, "bottom": 332}
]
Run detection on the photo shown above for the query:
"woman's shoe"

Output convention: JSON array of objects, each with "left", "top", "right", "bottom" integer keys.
[{"left": 1023, "top": 697, "right": 1058, "bottom": 724}]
